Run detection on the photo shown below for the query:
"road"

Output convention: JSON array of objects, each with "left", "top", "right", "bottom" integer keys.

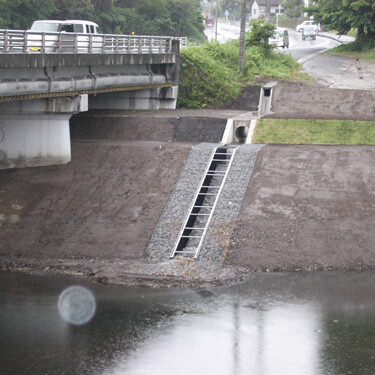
[
  {"left": 204, "top": 20, "right": 250, "bottom": 43},
  {"left": 205, "top": 21, "right": 375, "bottom": 91},
  {"left": 283, "top": 29, "right": 339, "bottom": 61}
]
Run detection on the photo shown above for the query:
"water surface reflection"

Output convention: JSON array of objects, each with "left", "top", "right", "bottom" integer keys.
[{"left": 1, "top": 271, "right": 375, "bottom": 374}]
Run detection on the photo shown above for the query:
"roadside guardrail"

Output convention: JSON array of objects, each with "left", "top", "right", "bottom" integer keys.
[{"left": 0, "top": 29, "right": 187, "bottom": 54}]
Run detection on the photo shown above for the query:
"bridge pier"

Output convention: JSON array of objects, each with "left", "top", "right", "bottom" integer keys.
[{"left": 0, "top": 95, "right": 87, "bottom": 169}]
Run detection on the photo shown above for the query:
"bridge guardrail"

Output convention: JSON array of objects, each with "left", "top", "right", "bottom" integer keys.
[{"left": 0, "top": 29, "right": 187, "bottom": 54}]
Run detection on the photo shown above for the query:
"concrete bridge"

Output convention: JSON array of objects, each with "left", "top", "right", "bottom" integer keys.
[{"left": 0, "top": 30, "right": 185, "bottom": 169}]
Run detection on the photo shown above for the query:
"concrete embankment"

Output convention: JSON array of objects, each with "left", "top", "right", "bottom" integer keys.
[
  {"left": 268, "top": 82, "right": 375, "bottom": 120},
  {"left": 0, "top": 110, "right": 236, "bottom": 285},
  {"left": 1, "top": 99, "right": 375, "bottom": 286}
]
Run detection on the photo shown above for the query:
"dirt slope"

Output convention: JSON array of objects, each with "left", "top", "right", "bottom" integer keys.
[
  {"left": 225, "top": 144, "right": 375, "bottom": 271},
  {"left": 0, "top": 141, "right": 192, "bottom": 261}
]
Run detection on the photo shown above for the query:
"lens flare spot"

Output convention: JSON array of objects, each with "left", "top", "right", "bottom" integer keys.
[{"left": 58, "top": 286, "right": 96, "bottom": 325}]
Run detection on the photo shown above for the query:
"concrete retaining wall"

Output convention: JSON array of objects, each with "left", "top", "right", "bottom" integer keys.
[
  {"left": 70, "top": 113, "right": 227, "bottom": 143},
  {"left": 269, "top": 82, "right": 375, "bottom": 120}
]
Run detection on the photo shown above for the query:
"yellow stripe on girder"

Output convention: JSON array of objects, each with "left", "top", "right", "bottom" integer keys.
[{"left": 0, "top": 82, "right": 172, "bottom": 103}]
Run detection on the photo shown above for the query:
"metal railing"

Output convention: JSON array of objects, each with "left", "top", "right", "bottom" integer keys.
[{"left": 0, "top": 29, "right": 187, "bottom": 54}]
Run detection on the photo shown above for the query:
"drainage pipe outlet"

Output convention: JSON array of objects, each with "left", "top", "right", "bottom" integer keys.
[{"left": 234, "top": 125, "right": 248, "bottom": 143}]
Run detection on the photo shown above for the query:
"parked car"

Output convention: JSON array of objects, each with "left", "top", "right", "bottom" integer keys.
[
  {"left": 269, "top": 28, "right": 289, "bottom": 49},
  {"left": 296, "top": 20, "right": 320, "bottom": 33},
  {"left": 205, "top": 17, "right": 215, "bottom": 26},
  {"left": 302, "top": 25, "right": 317, "bottom": 40}
]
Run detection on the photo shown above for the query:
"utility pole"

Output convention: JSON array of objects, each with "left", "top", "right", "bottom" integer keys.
[
  {"left": 265, "top": 0, "right": 271, "bottom": 22},
  {"left": 214, "top": 0, "right": 219, "bottom": 41},
  {"left": 239, "top": 0, "right": 246, "bottom": 71}
]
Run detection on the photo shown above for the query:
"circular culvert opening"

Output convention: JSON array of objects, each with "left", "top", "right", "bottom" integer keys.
[{"left": 234, "top": 126, "right": 248, "bottom": 143}]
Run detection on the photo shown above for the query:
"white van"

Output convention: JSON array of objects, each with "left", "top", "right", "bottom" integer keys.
[
  {"left": 29, "top": 20, "right": 100, "bottom": 34},
  {"left": 28, "top": 20, "right": 101, "bottom": 52}
]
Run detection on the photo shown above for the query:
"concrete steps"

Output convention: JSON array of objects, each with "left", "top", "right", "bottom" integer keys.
[{"left": 146, "top": 142, "right": 264, "bottom": 263}]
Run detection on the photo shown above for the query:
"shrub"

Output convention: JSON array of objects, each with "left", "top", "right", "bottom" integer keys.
[
  {"left": 178, "top": 44, "right": 242, "bottom": 108},
  {"left": 246, "top": 19, "right": 276, "bottom": 55},
  {"left": 177, "top": 39, "right": 308, "bottom": 108}
]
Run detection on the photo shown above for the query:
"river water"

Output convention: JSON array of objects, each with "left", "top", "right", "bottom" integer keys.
[{"left": 1, "top": 270, "right": 375, "bottom": 375}]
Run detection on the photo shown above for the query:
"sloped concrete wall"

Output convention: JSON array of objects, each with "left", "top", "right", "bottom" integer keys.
[{"left": 269, "top": 82, "right": 375, "bottom": 120}]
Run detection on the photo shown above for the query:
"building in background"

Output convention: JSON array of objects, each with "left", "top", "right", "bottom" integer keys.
[{"left": 250, "top": 0, "right": 284, "bottom": 20}]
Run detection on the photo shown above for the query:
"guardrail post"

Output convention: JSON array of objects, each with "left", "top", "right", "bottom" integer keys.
[
  {"left": 159, "top": 38, "right": 163, "bottom": 53},
  {"left": 74, "top": 33, "right": 78, "bottom": 53},
  {"left": 57, "top": 33, "right": 62, "bottom": 53},
  {"left": 23, "top": 31, "right": 28, "bottom": 53},
  {"left": 4, "top": 30, "right": 9, "bottom": 53},
  {"left": 41, "top": 32, "right": 46, "bottom": 53},
  {"left": 138, "top": 37, "right": 142, "bottom": 53},
  {"left": 168, "top": 38, "right": 172, "bottom": 53},
  {"left": 149, "top": 38, "right": 153, "bottom": 53},
  {"left": 127, "top": 36, "right": 131, "bottom": 53},
  {"left": 115, "top": 36, "right": 119, "bottom": 53},
  {"left": 88, "top": 34, "right": 92, "bottom": 53},
  {"left": 101, "top": 35, "right": 105, "bottom": 53}
]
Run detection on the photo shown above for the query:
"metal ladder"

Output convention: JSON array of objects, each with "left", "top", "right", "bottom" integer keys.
[{"left": 170, "top": 145, "right": 239, "bottom": 259}]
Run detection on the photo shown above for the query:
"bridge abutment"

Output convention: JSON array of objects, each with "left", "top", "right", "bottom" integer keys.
[
  {"left": 89, "top": 86, "right": 178, "bottom": 110},
  {"left": 0, "top": 95, "right": 87, "bottom": 169}
]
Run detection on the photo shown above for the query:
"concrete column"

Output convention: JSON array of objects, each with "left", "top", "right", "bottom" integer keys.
[{"left": 0, "top": 95, "right": 87, "bottom": 169}]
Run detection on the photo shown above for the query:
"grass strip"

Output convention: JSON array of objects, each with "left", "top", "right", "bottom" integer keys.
[
  {"left": 328, "top": 44, "right": 375, "bottom": 61},
  {"left": 253, "top": 119, "right": 375, "bottom": 145}
]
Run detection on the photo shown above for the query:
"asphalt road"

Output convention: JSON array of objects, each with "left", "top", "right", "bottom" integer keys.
[{"left": 282, "top": 29, "right": 340, "bottom": 61}]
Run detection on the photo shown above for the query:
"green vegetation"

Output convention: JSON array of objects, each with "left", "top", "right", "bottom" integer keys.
[
  {"left": 328, "top": 43, "right": 375, "bottom": 61},
  {"left": 0, "top": 0, "right": 206, "bottom": 42},
  {"left": 253, "top": 119, "right": 375, "bottom": 145},
  {"left": 283, "top": 0, "right": 304, "bottom": 19},
  {"left": 276, "top": 15, "right": 304, "bottom": 30},
  {"left": 246, "top": 19, "right": 275, "bottom": 56},
  {"left": 178, "top": 43, "right": 242, "bottom": 109},
  {"left": 219, "top": 0, "right": 244, "bottom": 20},
  {"left": 178, "top": 41, "right": 307, "bottom": 108},
  {"left": 178, "top": 21, "right": 309, "bottom": 109},
  {"left": 307, "top": 0, "right": 375, "bottom": 51}
]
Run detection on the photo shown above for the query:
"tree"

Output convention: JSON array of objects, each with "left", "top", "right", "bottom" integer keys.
[
  {"left": 283, "top": 0, "right": 304, "bottom": 19},
  {"left": 307, "top": 0, "right": 375, "bottom": 47},
  {"left": 0, "top": 0, "right": 57, "bottom": 29},
  {"left": 221, "top": 0, "right": 241, "bottom": 19},
  {"left": 55, "top": 0, "right": 96, "bottom": 21},
  {"left": 246, "top": 19, "right": 275, "bottom": 54},
  {"left": 0, "top": 0, "right": 206, "bottom": 41},
  {"left": 221, "top": 0, "right": 252, "bottom": 20},
  {"left": 169, "top": 0, "right": 205, "bottom": 41}
]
